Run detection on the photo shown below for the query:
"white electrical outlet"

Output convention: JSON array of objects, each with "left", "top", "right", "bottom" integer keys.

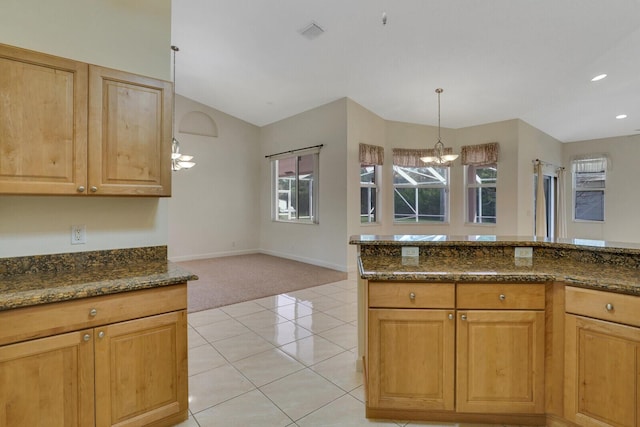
[
  {"left": 514, "top": 247, "right": 533, "bottom": 258},
  {"left": 401, "top": 246, "right": 419, "bottom": 257},
  {"left": 71, "top": 225, "right": 86, "bottom": 245}
]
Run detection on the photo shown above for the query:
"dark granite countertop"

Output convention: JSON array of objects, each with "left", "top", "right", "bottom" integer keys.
[
  {"left": 352, "top": 235, "right": 640, "bottom": 296},
  {"left": 0, "top": 247, "right": 198, "bottom": 311},
  {"left": 358, "top": 256, "right": 640, "bottom": 296}
]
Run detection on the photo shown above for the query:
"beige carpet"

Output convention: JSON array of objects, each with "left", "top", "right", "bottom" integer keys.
[{"left": 178, "top": 254, "right": 348, "bottom": 313}]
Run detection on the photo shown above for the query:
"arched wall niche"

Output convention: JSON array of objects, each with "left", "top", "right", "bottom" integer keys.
[{"left": 179, "top": 110, "right": 218, "bottom": 137}]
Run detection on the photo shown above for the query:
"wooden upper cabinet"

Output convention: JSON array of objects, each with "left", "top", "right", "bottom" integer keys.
[
  {"left": 0, "top": 43, "right": 172, "bottom": 196},
  {"left": 0, "top": 44, "right": 88, "bottom": 194},
  {"left": 88, "top": 66, "right": 172, "bottom": 196}
]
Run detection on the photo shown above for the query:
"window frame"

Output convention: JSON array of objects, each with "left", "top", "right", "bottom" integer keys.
[
  {"left": 572, "top": 157, "right": 606, "bottom": 223},
  {"left": 360, "top": 164, "right": 380, "bottom": 225},
  {"left": 464, "top": 163, "right": 498, "bottom": 225},
  {"left": 392, "top": 165, "right": 450, "bottom": 224},
  {"left": 271, "top": 151, "right": 319, "bottom": 224}
]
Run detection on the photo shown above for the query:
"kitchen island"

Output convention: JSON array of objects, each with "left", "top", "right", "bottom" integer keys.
[
  {"left": 350, "top": 235, "right": 640, "bottom": 427},
  {"left": 0, "top": 246, "right": 197, "bottom": 427}
]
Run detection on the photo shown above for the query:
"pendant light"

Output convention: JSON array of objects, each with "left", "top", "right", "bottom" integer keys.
[
  {"left": 420, "top": 88, "right": 459, "bottom": 164},
  {"left": 170, "top": 45, "right": 196, "bottom": 171}
]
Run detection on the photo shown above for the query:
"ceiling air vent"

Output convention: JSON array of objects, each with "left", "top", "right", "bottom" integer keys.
[{"left": 299, "top": 21, "right": 325, "bottom": 40}]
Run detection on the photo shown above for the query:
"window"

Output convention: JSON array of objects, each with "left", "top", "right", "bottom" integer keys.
[
  {"left": 272, "top": 152, "right": 319, "bottom": 223},
  {"left": 466, "top": 163, "right": 497, "bottom": 224},
  {"left": 393, "top": 165, "right": 449, "bottom": 223},
  {"left": 360, "top": 165, "right": 379, "bottom": 223},
  {"left": 572, "top": 157, "right": 606, "bottom": 222}
]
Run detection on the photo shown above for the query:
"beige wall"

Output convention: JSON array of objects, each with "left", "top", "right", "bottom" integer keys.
[
  {"left": 259, "top": 99, "right": 349, "bottom": 271},
  {"left": 168, "top": 95, "right": 261, "bottom": 261},
  {"left": 563, "top": 134, "right": 640, "bottom": 243},
  {"left": 0, "top": 0, "right": 171, "bottom": 258},
  {"left": 346, "top": 99, "right": 387, "bottom": 272}
]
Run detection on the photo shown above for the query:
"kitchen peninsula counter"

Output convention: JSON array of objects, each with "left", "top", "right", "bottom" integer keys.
[
  {"left": 350, "top": 235, "right": 640, "bottom": 426},
  {"left": 352, "top": 235, "right": 640, "bottom": 295}
]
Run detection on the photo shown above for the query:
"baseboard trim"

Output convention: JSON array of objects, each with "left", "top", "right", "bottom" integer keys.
[
  {"left": 168, "top": 249, "right": 258, "bottom": 262},
  {"left": 170, "top": 249, "right": 349, "bottom": 273},
  {"left": 258, "top": 249, "right": 347, "bottom": 272}
]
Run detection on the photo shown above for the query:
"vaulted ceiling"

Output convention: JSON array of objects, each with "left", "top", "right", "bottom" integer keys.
[{"left": 172, "top": 0, "right": 640, "bottom": 142}]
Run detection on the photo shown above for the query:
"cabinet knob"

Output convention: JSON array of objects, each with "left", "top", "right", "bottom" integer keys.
[
  {"left": 77, "top": 186, "right": 86, "bottom": 193},
  {"left": 90, "top": 186, "right": 98, "bottom": 193},
  {"left": 83, "top": 333, "right": 91, "bottom": 342},
  {"left": 409, "top": 292, "right": 416, "bottom": 300},
  {"left": 499, "top": 294, "right": 506, "bottom": 301},
  {"left": 89, "top": 308, "right": 97, "bottom": 317},
  {"left": 448, "top": 313, "right": 454, "bottom": 320},
  {"left": 461, "top": 314, "right": 467, "bottom": 321},
  {"left": 98, "top": 331, "right": 105, "bottom": 339},
  {"left": 605, "top": 303, "right": 614, "bottom": 312}
]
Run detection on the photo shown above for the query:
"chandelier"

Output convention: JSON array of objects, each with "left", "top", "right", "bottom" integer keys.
[
  {"left": 170, "top": 45, "right": 196, "bottom": 171},
  {"left": 420, "top": 88, "right": 459, "bottom": 164}
]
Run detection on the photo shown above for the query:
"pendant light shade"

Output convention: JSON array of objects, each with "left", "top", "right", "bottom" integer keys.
[
  {"left": 420, "top": 88, "right": 459, "bottom": 164},
  {"left": 171, "top": 45, "right": 196, "bottom": 171}
]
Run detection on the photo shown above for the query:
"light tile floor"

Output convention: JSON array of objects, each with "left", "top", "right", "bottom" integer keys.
[{"left": 176, "top": 278, "right": 516, "bottom": 427}]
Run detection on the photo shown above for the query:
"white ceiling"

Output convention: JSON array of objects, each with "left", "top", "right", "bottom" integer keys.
[{"left": 171, "top": 0, "right": 640, "bottom": 143}]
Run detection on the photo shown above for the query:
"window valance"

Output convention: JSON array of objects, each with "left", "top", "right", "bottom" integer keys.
[
  {"left": 392, "top": 147, "right": 454, "bottom": 167},
  {"left": 460, "top": 142, "right": 499, "bottom": 166},
  {"left": 359, "top": 143, "right": 385, "bottom": 166},
  {"left": 571, "top": 153, "right": 610, "bottom": 172}
]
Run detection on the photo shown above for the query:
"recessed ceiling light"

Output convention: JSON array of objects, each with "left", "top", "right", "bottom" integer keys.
[
  {"left": 591, "top": 74, "right": 607, "bottom": 82},
  {"left": 616, "top": 114, "right": 627, "bottom": 119}
]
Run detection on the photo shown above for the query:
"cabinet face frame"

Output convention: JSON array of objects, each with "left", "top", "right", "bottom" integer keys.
[
  {"left": 94, "top": 311, "right": 188, "bottom": 427},
  {"left": 368, "top": 308, "right": 455, "bottom": 411},
  {"left": 456, "top": 309, "right": 545, "bottom": 414},
  {"left": 0, "top": 43, "right": 88, "bottom": 195},
  {"left": 0, "top": 329, "right": 95, "bottom": 427},
  {"left": 564, "top": 314, "right": 640, "bottom": 427},
  {"left": 0, "top": 43, "right": 172, "bottom": 197},
  {"left": 88, "top": 65, "right": 172, "bottom": 196}
]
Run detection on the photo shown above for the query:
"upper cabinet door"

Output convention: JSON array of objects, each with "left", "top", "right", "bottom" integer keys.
[
  {"left": 0, "top": 44, "right": 88, "bottom": 195},
  {"left": 88, "top": 66, "right": 171, "bottom": 196}
]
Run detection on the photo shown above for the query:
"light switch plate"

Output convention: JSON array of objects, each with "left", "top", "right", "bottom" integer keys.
[
  {"left": 514, "top": 247, "right": 533, "bottom": 258},
  {"left": 401, "top": 246, "right": 419, "bottom": 257}
]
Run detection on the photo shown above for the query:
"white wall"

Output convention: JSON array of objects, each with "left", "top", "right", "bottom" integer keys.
[
  {"left": 563, "top": 134, "right": 640, "bottom": 243},
  {"left": 168, "top": 95, "right": 261, "bottom": 261},
  {"left": 259, "top": 99, "right": 349, "bottom": 271},
  {"left": 0, "top": 0, "right": 172, "bottom": 258}
]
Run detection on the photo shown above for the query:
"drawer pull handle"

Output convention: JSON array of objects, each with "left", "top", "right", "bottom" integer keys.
[
  {"left": 90, "top": 186, "right": 98, "bottom": 193},
  {"left": 448, "top": 313, "right": 454, "bottom": 320},
  {"left": 98, "top": 331, "right": 105, "bottom": 339},
  {"left": 89, "top": 308, "right": 98, "bottom": 317},
  {"left": 409, "top": 292, "right": 416, "bottom": 300},
  {"left": 499, "top": 294, "right": 506, "bottom": 301},
  {"left": 461, "top": 314, "right": 467, "bottom": 321},
  {"left": 606, "top": 303, "right": 614, "bottom": 312},
  {"left": 83, "top": 333, "right": 91, "bottom": 342}
]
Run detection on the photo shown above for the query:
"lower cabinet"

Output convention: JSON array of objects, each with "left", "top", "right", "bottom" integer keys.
[
  {"left": 368, "top": 308, "right": 455, "bottom": 411},
  {"left": 0, "top": 285, "right": 188, "bottom": 427},
  {"left": 564, "top": 286, "right": 640, "bottom": 427},
  {"left": 95, "top": 311, "right": 187, "bottom": 427},
  {"left": 456, "top": 310, "right": 545, "bottom": 414},
  {"left": 0, "top": 329, "right": 95, "bottom": 426},
  {"left": 366, "top": 281, "right": 546, "bottom": 421}
]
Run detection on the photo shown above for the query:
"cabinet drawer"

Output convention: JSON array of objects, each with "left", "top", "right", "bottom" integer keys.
[
  {"left": 0, "top": 283, "right": 187, "bottom": 346},
  {"left": 565, "top": 286, "right": 640, "bottom": 328},
  {"left": 368, "top": 282, "right": 455, "bottom": 308},
  {"left": 457, "top": 283, "right": 545, "bottom": 309}
]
